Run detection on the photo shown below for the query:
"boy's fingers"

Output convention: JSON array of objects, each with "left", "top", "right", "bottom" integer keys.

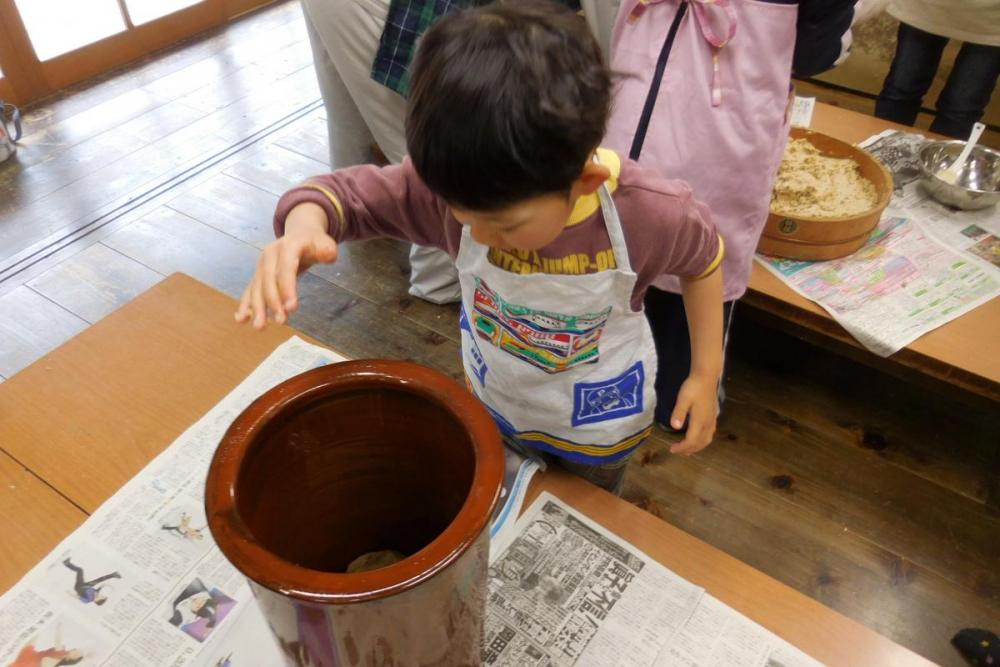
[
  {"left": 671, "top": 427, "right": 704, "bottom": 454},
  {"left": 250, "top": 275, "right": 267, "bottom": 330},
  {"left": 235, "top": 286, "right": 252, "bottom": 322},
  {"left": 260, "top": 254, "right": 285, "bottom": 325},
  {"left": 277, "top": 245, "right": 302, "bottom": 312},
  {"left": 673, "top": 409, "right": 714, "bottom": 455},
  {"left": 669, "top": 395, "right": 691, "bottom": 432}
]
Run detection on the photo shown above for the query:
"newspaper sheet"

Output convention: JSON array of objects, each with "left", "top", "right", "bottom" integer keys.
[
  {"left": 790, "top": 97, "right": 815, "bottom": 129},
  {"left": 758, "top": 216, "right": 1000, "bottom": 356},
  {"left": 485, "top": 492, "right": 705, "bottom": 666},
  {"left": 654, "top": 595, "right": 822, "bottom": 667},
  {"left": 0, "top": 337, "right": 343, "bottom": 667},
  {"left": 485, "top": 493, "right": 825, "bottom": 667},
  {"left": 860, "top": 129, "right": 1000, "bottom": 274}
]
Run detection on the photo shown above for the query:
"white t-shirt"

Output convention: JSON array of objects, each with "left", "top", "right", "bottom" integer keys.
[{"left": 889, "top": 0, "right": 1000, "bottom": 46}]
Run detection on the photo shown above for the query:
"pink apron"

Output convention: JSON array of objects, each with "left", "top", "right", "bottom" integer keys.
[{"left": 605, "top": 0, "right": 797, "bottom": 300}]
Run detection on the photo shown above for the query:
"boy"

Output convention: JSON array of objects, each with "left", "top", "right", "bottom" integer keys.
[{"left": 235, "top": 0, "right": 724, "bottom": 494}]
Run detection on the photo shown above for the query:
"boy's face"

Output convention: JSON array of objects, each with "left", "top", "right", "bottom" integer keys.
[
  {"left": 450, "top": 159, "right": 610, "bottom": 251},
  {"left": 451, "top": 193, "right": 575, "bottom": 251}
]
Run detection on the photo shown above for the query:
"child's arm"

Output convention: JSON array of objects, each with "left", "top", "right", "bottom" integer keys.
[
  {"left": 617, "top": 174, "right": 724, "bottom": 454},
  {"left": 235, "top": 202, "right": 338, "bottom": 329},
  {"left": 236, "top": 160, "right": 451, "bottom": 329},
  {"left": 671, "top": 267, "right": 724, "bottom": 455}
]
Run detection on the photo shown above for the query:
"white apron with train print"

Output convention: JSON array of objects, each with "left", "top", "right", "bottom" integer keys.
[{"left": 456, "top": 182, "right": 657, "bottom": 465}]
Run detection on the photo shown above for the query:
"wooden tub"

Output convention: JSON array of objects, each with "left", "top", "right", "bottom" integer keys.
[{"left": 758, "top": 127, "right": 892, "bottom": 261}]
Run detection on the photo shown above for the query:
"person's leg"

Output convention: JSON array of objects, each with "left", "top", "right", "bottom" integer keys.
[
  {"left": 556, "top": 454, "right": 631, "bottom": 496},
  {"left": 303, "top": 0, "right": 407, "bottom": 163},
  {"left": 875, "top": 22, "right": 949, "bottom": 127},
  {"left": 302, "top": 4, "right": 374, "bottom": 168},
  {"left": 63, "top": 559, "right": 85, "bottom": 592},
  {"left": 930, "top": 41, "right": 1000, "bottom": 138},
  {"left": 644, "top": 287, "right": 734, "bottom": 428},
  {"left": 81, "top": 572, "right": 121, "bottom": 588},
  {"left": 407, "top": 246, "right": 463, "bottom": 304},
  {"left": 302, "top": 0, "right": 460, "bottom": 303}
]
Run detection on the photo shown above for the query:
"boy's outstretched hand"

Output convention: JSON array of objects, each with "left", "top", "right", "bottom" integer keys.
[
  {"left": 235, "top": 202, "right": 337, "bottom": 330},
  {"left": 668, "top": 372, "right": 718, "bottom": 455}
]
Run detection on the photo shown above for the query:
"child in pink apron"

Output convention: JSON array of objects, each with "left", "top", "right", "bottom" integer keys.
[
  {"left": 235, "top": 0, "right": 727, "bottom": 493},
  {"left": 604, "top": 0, "right": 857, "bottom": 427}
]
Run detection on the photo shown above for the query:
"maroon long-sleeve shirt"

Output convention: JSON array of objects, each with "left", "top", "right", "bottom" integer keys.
[{"left": 274, "top": 149, "right": 722, "bottom": 310}]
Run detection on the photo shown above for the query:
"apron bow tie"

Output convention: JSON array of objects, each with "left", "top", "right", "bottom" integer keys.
[{"left": 628, "top": 0, "right": 738, "bottom": 106}]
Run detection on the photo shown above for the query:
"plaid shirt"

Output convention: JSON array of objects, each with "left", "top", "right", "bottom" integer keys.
[{"left": 371, "top": 0, "right": 580, "bottom": 97}]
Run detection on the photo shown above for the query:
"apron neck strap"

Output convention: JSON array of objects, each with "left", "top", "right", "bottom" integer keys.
[{"left": 594, "top": 154, "right": 633, "bottom": 274}]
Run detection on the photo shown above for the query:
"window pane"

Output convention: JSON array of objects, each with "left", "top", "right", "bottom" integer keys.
[
  {"left": 14, "top": 0, "right": 127, "bottom": 61},
  {"left": 126, "top": 0, "right": 203, "bottom": 25}
]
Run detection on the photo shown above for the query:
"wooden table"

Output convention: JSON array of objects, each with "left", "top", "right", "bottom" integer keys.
[
  {"left": 745, "top": 103, "right": 1000, "bottom": 402},
  {"left": 0, "top": 273, "right": 934, "bottom": 666}
]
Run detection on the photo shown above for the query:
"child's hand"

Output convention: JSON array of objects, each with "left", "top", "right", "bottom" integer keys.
[
  {"left": 668, "top": 372, "right": 718, "bottom": 455},
  {"left": 235, "top": 203, "right": 337, "bottom": 330}
]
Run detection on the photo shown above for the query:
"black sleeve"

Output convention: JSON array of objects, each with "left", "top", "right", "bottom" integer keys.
[{"left": 792, "top": 0, "right": 856, "bottom": 77}]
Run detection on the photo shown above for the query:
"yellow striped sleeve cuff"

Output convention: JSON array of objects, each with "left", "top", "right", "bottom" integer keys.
[
  {"left": 689, "top": 235, "right": 725, "bottom": 280},
  {"left": 299, "top": 183, "right": 345, "bottom": 235}
]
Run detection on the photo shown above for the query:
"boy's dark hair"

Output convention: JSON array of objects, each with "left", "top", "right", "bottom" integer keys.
[{"left": 406, "top": 0, "right": 610, "bottom": 211}]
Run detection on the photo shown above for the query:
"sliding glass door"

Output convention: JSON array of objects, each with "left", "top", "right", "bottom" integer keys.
[{"left": 0, "top": 0, "right": 274, "bottom": 105}]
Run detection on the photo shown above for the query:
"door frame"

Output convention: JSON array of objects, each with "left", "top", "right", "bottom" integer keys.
[{"left": 0, "top": 0, "right": 275, "bottom": 106}]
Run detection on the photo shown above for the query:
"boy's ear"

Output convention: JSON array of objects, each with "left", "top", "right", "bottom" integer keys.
[{"left": 574, "top": 160, "right": 611, "bottom": 195}]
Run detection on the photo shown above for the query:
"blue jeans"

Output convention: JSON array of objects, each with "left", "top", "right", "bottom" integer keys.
[{"left": 876, "top": 22, "right": 1000, "bottom": 139}]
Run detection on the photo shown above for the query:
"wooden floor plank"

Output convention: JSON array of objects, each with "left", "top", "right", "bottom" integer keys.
[
  {"left": 292, "top": 272, "right": 463, "bottom": 381},
  {"left": 309, "top": 239, "right": 461, "bottom": 341},
  {"left": 0, "top": 63, "right": 319, "bottom": 263},
  {"left": 624, "top": 434, "right": 998, "bottom": 667},
  {"left": 209, "top": 68, "right": 320, "bottom": 144},
  {"left": 0, "top": 130, "right": 145, "bottom": 218},
  {"left": 15, "top": 1, "right": 303, "bottom": 137},
  {"left": 705, "top": 395, "right": 999, "bottom": 601},
  {"left": 273, "top": 110, "right": 331, "bottom": 165},
  {"left": 166, "top": 172, "right": 279, "bottom": 249},
  {"left": 102, "top": 207, "right": 260, "bottom": 299},
  {"left": 114, "top": 100, "right": 209, "bottom": 146},
  {"left": 0, "top": 287, "right": 88, "bottom": 377},
  {"left": 223, "top": 140, "right": 328, "bottom": 195},
  {"left": 728, "top": 315, "right": 997, "bottom": 504},
  {"left": 0, "top": 11, "right": 316, "bottom": 267},
  {"left": 171, "top": 37, "right": 313, "bottom": 115},
  {"left": 27, "top": 243, "right": 164, "bottom": 324},
  {"left": 0, "top": 113, "right": 234, "bottom": 262},
  {"left": 12, "top": 87, "right": 175, "bottom": 170}
]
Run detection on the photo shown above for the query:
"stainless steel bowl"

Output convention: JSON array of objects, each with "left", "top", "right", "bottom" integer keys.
[{"left": 919, "top": 140, "right": 1000, "bottom": 210}]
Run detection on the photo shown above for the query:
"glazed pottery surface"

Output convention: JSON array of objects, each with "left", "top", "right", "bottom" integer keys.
[{"left": 206, "top": 360, "right": 504, "bottom": 666}]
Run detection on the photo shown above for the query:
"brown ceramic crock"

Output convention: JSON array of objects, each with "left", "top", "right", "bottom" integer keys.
[{"left": 206, "top": 360, "right": 504, "bottom": 666}]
